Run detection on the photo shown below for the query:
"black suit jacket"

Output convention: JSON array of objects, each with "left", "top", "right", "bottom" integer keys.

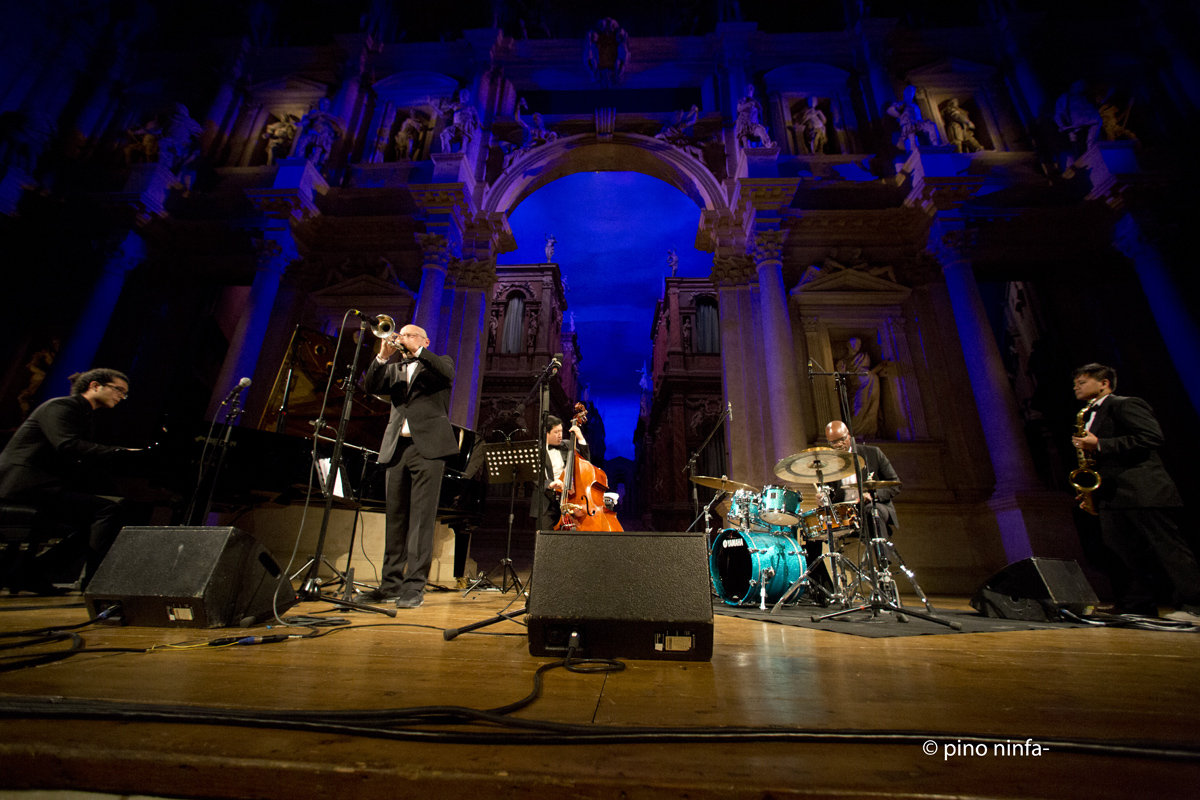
[
  {"left": 1089, "top": 394, "right": 1181, "bottom": 509},
  {"left": 0, "top": 395, "right": 122, "bottom": 498},
  {"left": 363, "top": 348, "right": 458, "bottom": 464},
  {"left": 827, "top": 444, "right": 901, "bottom": 529},
  {"left": 529, "top": 441, "right": 590, "bottom": 520}
]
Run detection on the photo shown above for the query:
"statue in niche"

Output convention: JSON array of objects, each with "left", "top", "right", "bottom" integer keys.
[
  {"left": 637, "top": 361, "right": 650, "bottom": 392},
  {"left": 681, "top": 317, "right": 692, "bottom": 352},
  {"left": 157, "top": 103, "right": 202, "bottom": 174},
  {"left": 796, "top": 97, "right": 828, "bottom": 155},
  {"left": 394, "top": 115, "right": 424, "bottom": 160},
  {"left": 261, "top": 114, "right": 297, "bottom": 166},
  {"left": 294, "top": 98, "right": 343, "bottom": 169},
  {"left": 585, "top": 18, "right": 630, "bottom": 87},
  {"left": 667, "top": 247, "right": 678, "bottom": 276},
  {"left": 0, "top": 110, "right": 55, "bottom": 177},
  {"left": 487, "top": 310, "right": 499, "bottom": 352},
  {"left": 567, "top": 311, "right": 576, "bottom": 332},
  {"left": 941, "top": 98, "right": 984, "bottom": 153},
  {"left": 887, "top": 86, "right": 938, "bottom": 152},
  {"left": 1054, "top": 80, "right": 1102, "bottom": 150},
  {"left": 123, "top": 117, "right": 161, "bottom": 165},
  {"left": 1098, "top": 88, "right": 1138, "bottom": 143},
  {"left": 545, "top": 233, "right": 556, "bottom": 263},
  {"left": 735, "top": 85, "right": 775, "bottom": 149},
  {"left": 510, "top": 97, "right": 556, "bottom": 160},
  {"left": 438, "top": 89, "right": 479, "bottom": 153},
  {"left": 837, "top": 337, "right": 882, "bottom": 438},
  {"left": 525, "top": 313, "right": 538, "bottom": 351}
]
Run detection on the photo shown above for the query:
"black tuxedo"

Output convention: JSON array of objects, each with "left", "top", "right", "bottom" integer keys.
[
  {"left": 529, "top": 440, "right": 589, "bottom": 532},
  {"left": 0, "top": 394, "right": 124, "bottom": 588},
  {"left": 363, "top": 348, "right": 456, "bottom": 600},
  {"left": 826, "top": 444, "right": 901, "bottom": 533},
  {"left": 1086, "top": 394, "right": 1199, "bottom": 613}
]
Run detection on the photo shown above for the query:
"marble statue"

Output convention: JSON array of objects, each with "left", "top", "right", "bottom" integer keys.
[
  {"left": 157, "top": 104, "right": 202, "bottom": 173},
  {"left": 515, "top": 97, "right": 557, "bottom": 150},
  {"left": 123, "top": 118, "right": 161, "bottom": 165},
  {"left": 735, "top": 84, "right": 775, "bottom": 149},
  {"left": 837, "top": 337, "right": 881, "bottom": 437},
  {"left": 394, "top": 115, "right": 424, "bottom": 160},
  {"left": 667, "top": 247, "right": 678, "bottom": 276},
  {"left": 262, "top": 114, "right": 297, "bottom": 166},
  {"left": 438, "top": 89, "right": 479, "bottom": 153},
  {"left": 681, "top": 317, "right": 692, "bottom": 351},
  {"left": 941, "top": 98, "right": 984, "bottom": 153},
  {"left": 797, "top": 97, "right": 827, "bottom": 154},
  {"left": 887, "top": 86, "right": 938, "bottom": 152},
  {"left": 294, "top": 98, "right": 343, "bottom": 169},
  {"left": 545, "top": 233, "right": 556, "bottom": 263},
  {"left": 1099, "top": 89, "right": 1138, "bottom": 143},
  {"left": 1054, "top": 80, "right": 1102, "bottom": 149},
  {"left": 525, "top": 313, "right": 538, "bottom": 351}
]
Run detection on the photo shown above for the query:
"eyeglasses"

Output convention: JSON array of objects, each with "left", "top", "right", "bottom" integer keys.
[{"left": 105, "top": 384, "right": 129, "bottom": 399}]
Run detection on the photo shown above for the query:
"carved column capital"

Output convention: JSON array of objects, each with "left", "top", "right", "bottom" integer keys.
[
  {"left": 927, "top": 223, "right": 978, "bottom": 268},
  {"left": 710, "top": 254, "right": 757, "bottom": 286},
  {"left": 751, "top": 229, "right": 789, "bottom": 265},
  {"left": 448, "top": 257, "right": 497, "bottom": 290},
  {"left": 415, "top": 232, "right": 455, "bottom": 270}
]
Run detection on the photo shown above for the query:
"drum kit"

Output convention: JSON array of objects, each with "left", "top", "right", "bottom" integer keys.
[{"left": 697, "top": 446, "right": 955, "bottom": 628}]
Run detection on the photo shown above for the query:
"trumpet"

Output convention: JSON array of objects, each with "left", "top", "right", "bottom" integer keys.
[
  {"left": 367, "top": 313, "right": 412, "bottom": 354},
  {"left": 1069, "top": 398, "right": 1102, "bottom": 515}
]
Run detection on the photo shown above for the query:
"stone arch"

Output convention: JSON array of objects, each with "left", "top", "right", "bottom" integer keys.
[{"left": 482, "top": 132, "right": 730, "bottom": 221}]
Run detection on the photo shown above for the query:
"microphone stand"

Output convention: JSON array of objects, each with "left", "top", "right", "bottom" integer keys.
[
  {"left": 296, "top": 319, "right": 394, "bottom": 618},
  {"left": 444, "top": 355, "right": 560, "bottom": 640},
  {"left": 804, "top": 357, "right": 957, "bottom": 630},
  {"left": 183, "top": 385, "right": 246, "bottom": 526},
  {"left": 682, "top": 402, "right": 731, "bottom": 526}
]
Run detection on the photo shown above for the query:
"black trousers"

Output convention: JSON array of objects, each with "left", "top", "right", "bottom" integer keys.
[
  {"left": 380, "top": 440, "right": 445, "bottom": 599},
  {"left": 1099, "top": 507, "right": 1200, "bottom": 612},
  {"left": 7, "top": 485, "right": 122, "bottom": 587}
]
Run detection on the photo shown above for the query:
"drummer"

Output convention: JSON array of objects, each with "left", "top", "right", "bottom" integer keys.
[{"left": 823, "top": 420, "right": 902, "bottom": 538}]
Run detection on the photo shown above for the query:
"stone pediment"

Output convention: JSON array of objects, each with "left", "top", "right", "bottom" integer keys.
[
  {"left": 312, "top": 273, "right": 413, "bottom": 304},
  {"left": 791, "top": 265, "right": 910, "bottom": 305},
  {"left": 247, "top": 77, "right": 330, "bottom": 116},
  {"left": 907, "top": 58, "right": 996, "bottom": 90},
  {"left": 372, "top": 72, "right": 460, "bottom": 107}
]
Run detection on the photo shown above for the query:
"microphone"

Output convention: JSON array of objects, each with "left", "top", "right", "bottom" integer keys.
[
  {"left": 727, "top": 401, "right": 733, "bottom": 422},
  {"left": 221, "top": 377, "right": 251, "bottom": 404},
  {"left": 350, "top": 309, "right": 383, "bottom": 326},
  {"left": 549, "top": 353, "right": 563, "bottom": 375}
]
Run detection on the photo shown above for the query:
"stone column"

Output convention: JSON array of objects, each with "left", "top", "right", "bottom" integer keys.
[
  {"left": 205, "top": 230, "right": 297, "bottom": 419},
  {"left": 441, "top": 258, "right": 496, "bottom": 429},
  {"left": 752, "top": 230, "right": 806, "bottom": 465},
  {"left": 1113, "top": 214, "right": 1200, "bottom": 417},
  {"left": 413, "top": 233, "right": 454, "bottom": 345},
  {"left": 45, "top": 231, "right": 145, "bottom": 394},
  {"left": 932, "top": 224, "right": 1043, "bottom": 561}
]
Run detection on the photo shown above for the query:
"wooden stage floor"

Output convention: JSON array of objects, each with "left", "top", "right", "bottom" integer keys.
[{"left": 1, "top": 585, "right": 1198, "bottom": 800}]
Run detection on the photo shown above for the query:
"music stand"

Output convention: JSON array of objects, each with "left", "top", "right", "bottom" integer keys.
[{"left": 463, "top": 440, "right": 540, "bottom": 596}]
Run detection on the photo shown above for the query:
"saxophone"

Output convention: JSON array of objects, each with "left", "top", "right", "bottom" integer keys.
[{"left": 1069, "top": 398, "right": 1102, "bottom": 515}]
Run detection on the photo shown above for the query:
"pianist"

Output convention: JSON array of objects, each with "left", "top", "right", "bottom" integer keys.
[
  {"left": 357, "top": 324, "right": 457, "bottom": 609},
  {"left": 0, "top": 368, "right": 131, "bottom": 593}
]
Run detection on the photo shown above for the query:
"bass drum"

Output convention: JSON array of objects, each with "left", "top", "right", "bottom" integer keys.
[{"left": 710, "top": 529, "right": 807, "bottom": 606}]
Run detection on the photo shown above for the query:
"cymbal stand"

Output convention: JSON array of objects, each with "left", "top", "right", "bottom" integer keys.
[{"left": 804, "top": 357, "right": 959, "bottom": 629}]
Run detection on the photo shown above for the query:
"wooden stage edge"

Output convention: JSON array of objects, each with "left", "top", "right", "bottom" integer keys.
[{"left": 1, "top": 588, "right": 1199, "bottom": 800}]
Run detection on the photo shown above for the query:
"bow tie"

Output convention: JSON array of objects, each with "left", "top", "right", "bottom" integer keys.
[{"left": 399, "top": 357, "right": 418, "bottom": 366}]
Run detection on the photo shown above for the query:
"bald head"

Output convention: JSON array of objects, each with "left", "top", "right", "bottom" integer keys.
[
  {"left": 825, "top": 421, "right": 851, "bottom": 451},
  {"left": 397, "top": 324, "right": 430, "bottom": 351}
]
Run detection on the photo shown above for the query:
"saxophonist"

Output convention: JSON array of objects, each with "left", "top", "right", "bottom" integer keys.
[{"left": 1070, "top": 363, "right": 1200, "bottom": 622}]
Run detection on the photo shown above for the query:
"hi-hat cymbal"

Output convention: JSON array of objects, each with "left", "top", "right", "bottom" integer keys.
[
  {"left": 690, "top": 475, "right": 756, "bottom": 493},
  {"left": 774, "top": 447, "right": 862, "bottom": 484},
  {"left": 862, "top": 480, "right": 902, "bottom": 490}
]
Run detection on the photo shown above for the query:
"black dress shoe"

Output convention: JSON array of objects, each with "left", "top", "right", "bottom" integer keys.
[
  {"left": 352, "top": 589, "right": 400, "bottom": 604},
  {"left": 394, "top": 595, "right": 424, "bottom": 609}
]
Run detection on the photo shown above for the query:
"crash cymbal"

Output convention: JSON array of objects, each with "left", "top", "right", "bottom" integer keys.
[
  {"left": 861, "top": 480, "right": 902, "bottom": 490},
  {"left": 774, "top": 447, "right": 863, "bottom": 484},
  {"left": 690, "top": 475, "right": 757, "bottom": 493}
]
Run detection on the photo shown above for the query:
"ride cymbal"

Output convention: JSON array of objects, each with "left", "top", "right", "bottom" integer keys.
[{"left": 774, "top": 447, "right": 862, "bottom": 484}]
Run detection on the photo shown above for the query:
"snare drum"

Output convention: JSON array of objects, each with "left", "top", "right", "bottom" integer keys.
[
  {"left": 760, "top": 485, "right": 802, "bottom": 526},
  {"left": 726, "top": 489, "right": 765, "bottom": 530},
  {"left": 799, "top": 503, "right": 860, "bottom": 540},
  {"left": 710, "top": 529, "right": 807, "bottom": 606}
]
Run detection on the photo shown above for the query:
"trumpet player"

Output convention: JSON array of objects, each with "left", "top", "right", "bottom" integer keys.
[
  {"left": 357, "top": 323, "right": 457, "bottom": 609},
  {"left": 1070, "top": 363, "right": 1200, "bottom": 622}
]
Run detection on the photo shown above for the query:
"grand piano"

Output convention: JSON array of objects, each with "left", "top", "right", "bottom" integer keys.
[{"left": 121, "top": 326, "right": 486, "bottom": 555}]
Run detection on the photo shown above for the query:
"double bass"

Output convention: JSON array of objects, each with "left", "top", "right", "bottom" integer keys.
[{"left": 555, "top": 403, "right": 623, "bottom": 531}]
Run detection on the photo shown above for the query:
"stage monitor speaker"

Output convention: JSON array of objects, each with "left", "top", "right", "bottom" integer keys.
[
  {"left": 527, "top": 530, "right": 713, "bottom": 662},
  {"left": 970, "top": 557, "right": 1098, "bottom": 621},
  {"left": 85, "top": 526, "right": 297, "bottom": 628}
]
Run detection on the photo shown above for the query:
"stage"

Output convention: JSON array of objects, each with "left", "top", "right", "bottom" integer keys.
[{"left": 1, "top": 586, "right": 1198, "bottom": 800}]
